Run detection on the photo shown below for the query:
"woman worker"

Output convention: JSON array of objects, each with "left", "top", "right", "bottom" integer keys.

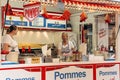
[
  {"left": 2, "top": 25, "right": 19, "bottom": 53},
  {"left": 58, "top": 32, "right": 75, "bottom": 61}
]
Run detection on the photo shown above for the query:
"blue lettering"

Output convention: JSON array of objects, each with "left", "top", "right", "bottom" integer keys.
[
  {"left": 99, "top": 71, "right": 117, "bottom": 76},
  {"left": 54, "top": 72, "right": 60, "bottom": 80},
  {"left": 54, "top": 71, "right": 86, "bottom": 80},
  {"left": 21, "top": 78, "right": 27, "bottom": 80},
  {"left": 83, "top": 72, "right": 86, "bottom": 77},
  {"left": 31, "top": 77, "right": 35, "bottom": 80},
  {"left": 6, "top": 77, "right": 35, "bottom": 80},
  {"left": 65, "top": 72, "right": 72, "bottom": 78},
  {"left": 99, "top": 71, "right": 103, "bottom": 76},
  {"left": 60, "top": 73, "right": 64, "bottom": 79}
]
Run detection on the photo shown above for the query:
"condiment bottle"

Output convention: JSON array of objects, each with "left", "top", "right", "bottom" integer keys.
[
  {"left": 1, "top": 50, "right": 9, "bottom": 61},
  {"left": 22, "top": 46, "right": 26, "bottom": 53},
  {"left": 72, "top": 51, "right": 76, "bottom": 61},
  {"left": 28, "top": 46, "right": 31, "bottom": 53}
]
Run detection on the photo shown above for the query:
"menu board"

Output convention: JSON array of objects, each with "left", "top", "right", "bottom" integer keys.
[
  {"left": 46, "top": 19, "right": 66, "bottom": 29},
  {"left": 2, "top": 7, "right": 67, "bottom": 30},
  {"left": 5, "top": 15, "right": 28, "bottom": 27},
  {"left": 29, "top": 16, "right": 45, "bottom": 27}
]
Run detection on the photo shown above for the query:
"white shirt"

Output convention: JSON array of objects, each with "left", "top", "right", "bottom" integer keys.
[
  {"left": 58, "top": 41, "right": 74, "bottom": 53},
  {"left": 79, "top": 43, "right": 87, "bottom": 55},
  {"left": 2, "top": 34, "right": 19, "bottom": 53}
]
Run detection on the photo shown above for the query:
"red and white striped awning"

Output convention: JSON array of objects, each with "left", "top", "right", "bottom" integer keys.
[{"left": 9, "top": 0, "right": 120, "bottom": 12}]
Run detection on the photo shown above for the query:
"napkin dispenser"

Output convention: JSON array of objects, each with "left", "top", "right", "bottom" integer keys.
[{"left": 44, "top": 56, "right": 53, "bottom": 63}]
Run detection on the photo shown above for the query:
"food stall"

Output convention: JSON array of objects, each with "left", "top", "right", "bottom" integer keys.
[{"left": 0, "top": 0, "right": 120, "bottom": 80}]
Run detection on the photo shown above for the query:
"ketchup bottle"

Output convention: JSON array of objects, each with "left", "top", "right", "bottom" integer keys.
[
  {"left": 28, "top": 46, "right": 31, "bottom": 53},
  {"left": 22, "top": 46, "right": 25, "bottom": 53}
]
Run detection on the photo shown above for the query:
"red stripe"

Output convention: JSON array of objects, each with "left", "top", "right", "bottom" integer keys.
[
  {"left": 41, "top": 66, "right": 46, "bottom": 80},
  {"left": 96, "top": 64, "right": 115, "bottom": 68},
  {"left": 119, "top": 64, "right": 120, "bottom": 79},
  {"left": 76, "top": 65, "right": 93, "bottom": 68},
  {"left": 46, "top": 66, "right": 69, "bottom": 71},
  {"left": 24, "top": 68, "right": 41, "bottom": 72},
  {"left": 23, "top": 2, "right": 40, "bottom": 7},
  {"left": 93, "top": 64, "right": 96, "bottom": 80},
  {"left": 46, "top": 65, "right": 93, "bottom": 71},
  {"left": 0, "top": 66, "right": 42, "bottom": 70},
  {"left": 65, "top": 0, "right": 120, "bottom": 9}
]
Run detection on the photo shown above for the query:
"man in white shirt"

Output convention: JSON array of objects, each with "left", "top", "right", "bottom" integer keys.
[{"left": 58, "top": 32, "right": 75, "bottom": 57}]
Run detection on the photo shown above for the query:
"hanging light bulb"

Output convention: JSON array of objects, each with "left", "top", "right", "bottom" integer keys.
[
  {"left": 116, "top": 8, "right": 119, "bottom": 12},
  {"left": 64, "top": 1, "right": 67, "bottom": 5},
  {"left": 42, "top": 0, "right": 45, "bottom": 2},
  {"left": 76, "top": 2, "right": 79, "bottom": 7},
  {"left": 93, "top": 5, "right": 97, "bottom": 10},
  {"left": 89, "top": 5, "right": 95, "bottom": 12},
  {"left": 47, "top": 0, "right": 50, "bottom": 3},
  {"left": 78, "top": 3, "right": 82, "bottom": 10},
  {"left": 72, "top": 2, "right": 76, "bottom": 7},
  {"left": 68, "top": 1, "right": 72, "bottom": 9},
  {"left": 68, "top": 1, "right": 71, "bottom": 6},
  {"left": 110, "top": 7, "right": 114, "bottom": 12}
]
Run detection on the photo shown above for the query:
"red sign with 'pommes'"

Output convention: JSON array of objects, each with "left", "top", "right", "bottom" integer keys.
[{"left": 23, "top": 2, "right": 40, "bottom": 22}]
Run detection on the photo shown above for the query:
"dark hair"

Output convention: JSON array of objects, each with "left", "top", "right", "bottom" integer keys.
[
  {"left": 6, "top": 28, "right": 10, "bottom": 34},
  {"left": 9, "top": 25, "right": 17, "bottom": 33}
]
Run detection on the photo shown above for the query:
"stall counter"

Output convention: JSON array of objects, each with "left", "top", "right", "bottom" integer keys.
[{"left": 0, "top": 61, "right": 120, "bottom": 80}]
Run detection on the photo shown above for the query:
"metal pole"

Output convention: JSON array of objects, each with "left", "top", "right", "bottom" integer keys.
[
  {"left": 115, "top": 25, "right": 120, "bottom": 40},
  {"left": 2, "top": 0, "right": 10, "bottom": 36}
]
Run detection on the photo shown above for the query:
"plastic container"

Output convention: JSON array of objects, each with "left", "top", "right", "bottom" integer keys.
[{"left": 6, "top": 50, "right": 19, "bottom": 63}]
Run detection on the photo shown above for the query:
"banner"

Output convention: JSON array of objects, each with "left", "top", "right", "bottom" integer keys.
[
  {"left": 2, "top": 7, "right": 67, "bottom": 30},
  {"left": 97, "top": 16, "right": 109, "bottom": 51},
  {"left": 0, "top": 68, "right": 41, "bottom": 80},
  {"left": 46, "top": 65, "right": 93, "bottom": 80},
  {"left": 96, "top": 64, "right": 119, "bottom": 80}
]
